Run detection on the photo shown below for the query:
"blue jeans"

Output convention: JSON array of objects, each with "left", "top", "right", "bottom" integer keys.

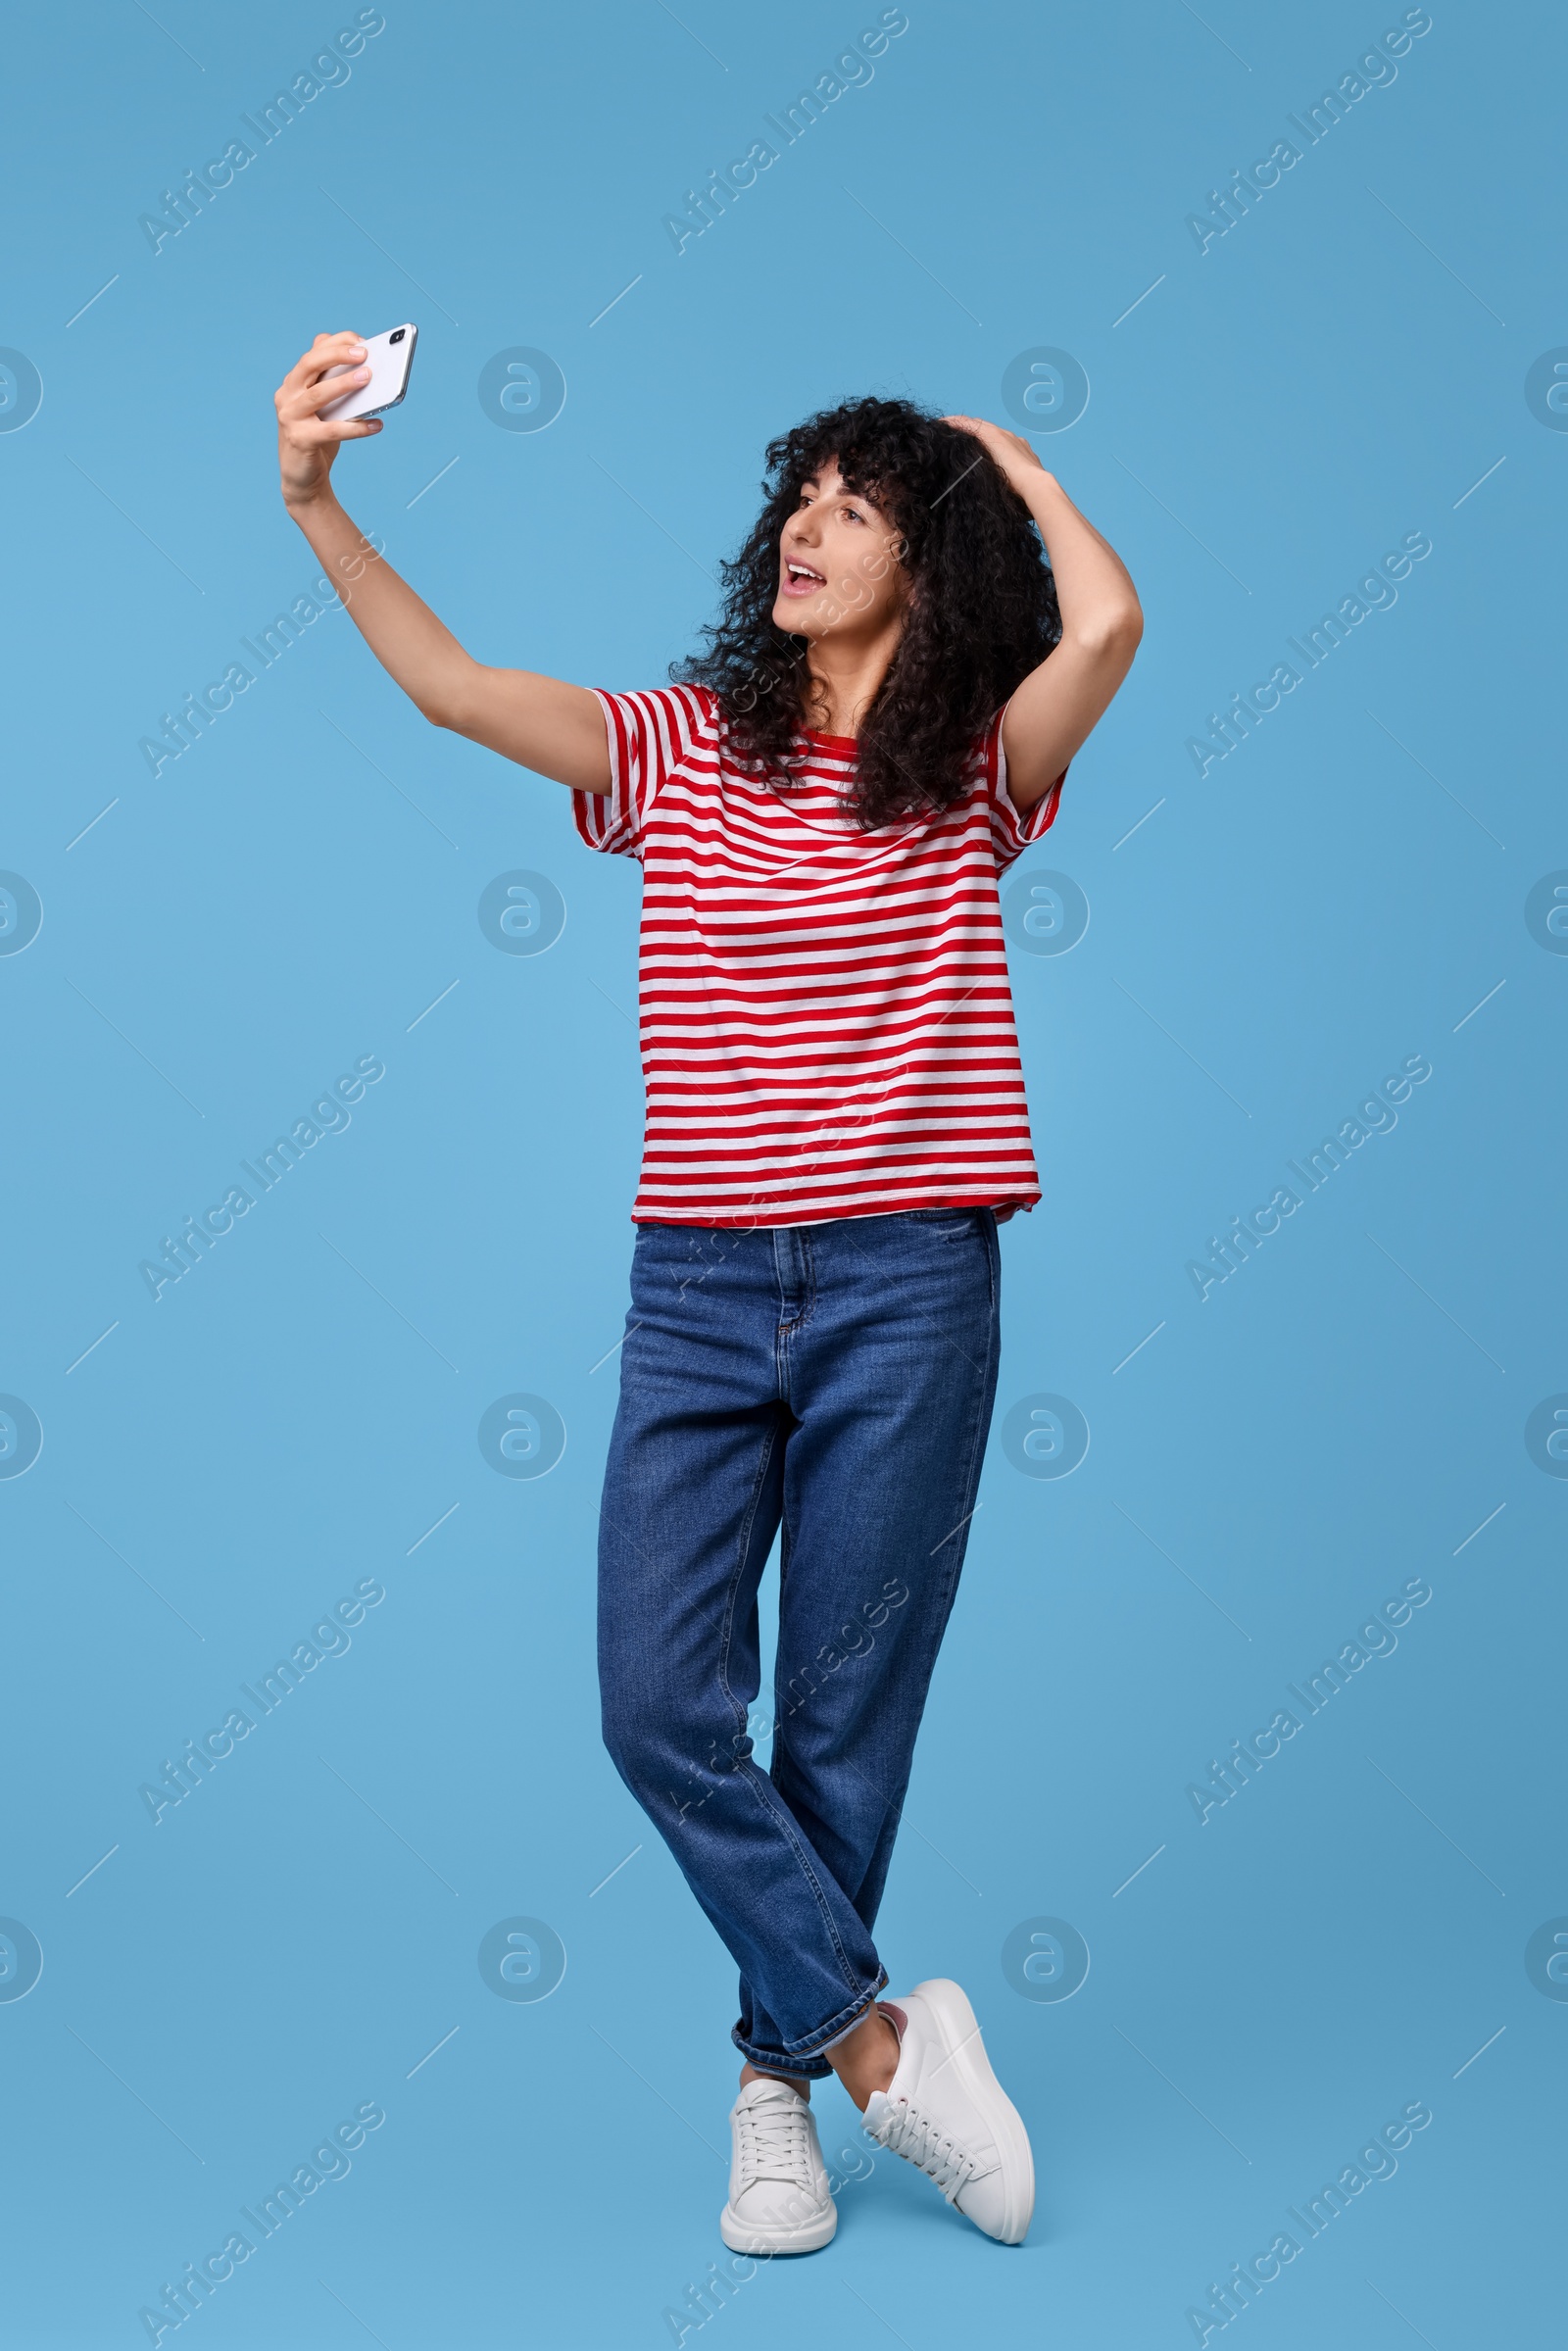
[{"left": 597, "top": 1210, "right": 1001, "bottom": 2077}]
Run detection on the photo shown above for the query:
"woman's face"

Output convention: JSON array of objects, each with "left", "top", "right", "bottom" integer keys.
[{"left": 771, "top": 462, "right": 908, "bottom": 647}]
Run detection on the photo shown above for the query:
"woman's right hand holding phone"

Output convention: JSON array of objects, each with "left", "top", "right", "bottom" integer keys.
[{"left": 274, "top": 331, "right": 381, "bottom": 512}]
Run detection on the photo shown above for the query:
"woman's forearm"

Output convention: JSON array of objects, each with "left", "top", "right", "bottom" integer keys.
[
  {"left": 1016, "top": 472, "right": 1143, "bottom": 653},
  {"left": 287, "top": 486, "right": 608, "bottom": 787},
  {"left": 287, "top": 489, "right": 479, "bottom": 727}
]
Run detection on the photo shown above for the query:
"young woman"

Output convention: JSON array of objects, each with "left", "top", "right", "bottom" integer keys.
[{"left": 274, "top": 337, "right": 1142, "bottom": 2254}]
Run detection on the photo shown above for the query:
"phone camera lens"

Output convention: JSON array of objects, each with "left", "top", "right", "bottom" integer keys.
[{"left": 390, "top": 329, "right": 406, "bottom": 343}]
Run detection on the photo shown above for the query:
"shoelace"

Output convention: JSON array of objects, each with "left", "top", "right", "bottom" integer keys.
[
  {"left": 866, "top": 2095, "right": 979, "bottom": 2205},
  {"left": 735, "top": 2096, "right": 814, "bottom": 2190}
]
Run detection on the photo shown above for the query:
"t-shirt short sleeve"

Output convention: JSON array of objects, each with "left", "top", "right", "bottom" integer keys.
[
  {"left": 983, "top": 707, "right": 1067, "bottom": 872},
  {"left": 572, "top": 685, "right": 712, "bottom": 861}
]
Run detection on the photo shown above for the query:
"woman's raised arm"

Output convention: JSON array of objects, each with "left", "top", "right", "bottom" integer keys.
[
  {"left": 944, "top": 416, "right": 1143, "bottom": 810},
  {"left": 274, "top": 330, "right": 610, "bottom": 791}
]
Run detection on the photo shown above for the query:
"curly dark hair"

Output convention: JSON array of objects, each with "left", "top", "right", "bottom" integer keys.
[{"left": 672, "top": 394, "right": 1061, "bottom": 829}]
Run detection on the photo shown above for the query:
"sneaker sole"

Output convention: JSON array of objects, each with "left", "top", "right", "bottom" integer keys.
[
  {"left": 718, "top": 2199, "right": 837, "bottom": 2256},
  {"left": 905, "top": 1977, "right": 1035, "bottom": 2243}
]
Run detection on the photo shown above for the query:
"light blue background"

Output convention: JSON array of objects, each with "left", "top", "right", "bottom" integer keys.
[{"left": 3, "top": 2, "right": 1562, "bottom": 2343}]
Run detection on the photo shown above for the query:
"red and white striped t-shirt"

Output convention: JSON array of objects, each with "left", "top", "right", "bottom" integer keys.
[{"left": 572, "top": 684, "right": 1062, "bottom": 1227}]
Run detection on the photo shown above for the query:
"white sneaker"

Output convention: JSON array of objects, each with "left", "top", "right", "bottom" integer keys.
[
  {"left": 719, "top": 2078, "right": 837, "bottom": 2255},
  {"left": 862, "top": 1980, "right": 1034, "bottom": 2243}
]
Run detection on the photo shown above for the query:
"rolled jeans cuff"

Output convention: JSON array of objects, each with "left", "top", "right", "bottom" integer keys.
[{"left": 730, "top": 1967, "right": 889, "bottom": 2080}]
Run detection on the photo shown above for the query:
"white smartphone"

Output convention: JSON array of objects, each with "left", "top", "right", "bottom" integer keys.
[{"left": 320, "top": 323, "right": 418, "bottom": 423}]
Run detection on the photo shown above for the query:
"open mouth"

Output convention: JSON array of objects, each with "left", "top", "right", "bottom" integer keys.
[{"left": 781, "top": 560, "right": 827, "bottom": 598}]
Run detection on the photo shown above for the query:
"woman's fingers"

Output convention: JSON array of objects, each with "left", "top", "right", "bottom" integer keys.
[
  {"left": 296, "top": 365, "right": 371, "bottom": 415},
  {"left": 283, "top": 409, "right": 382, "bottom": 444},
  {"left": 278, "top": 331, "right": 367, "bottom": 399},
  {"left": 277, "top": 363, "right": 373, "bottom": 430},
  {"left": 273, "top": 330, "right": 380, "bottom": 479},
  {"left": 941, "top": 413, "right": 1042, "bottom": 480},
  {"left": 306, "top": 329, "right": 368, "bottom": 375}
]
